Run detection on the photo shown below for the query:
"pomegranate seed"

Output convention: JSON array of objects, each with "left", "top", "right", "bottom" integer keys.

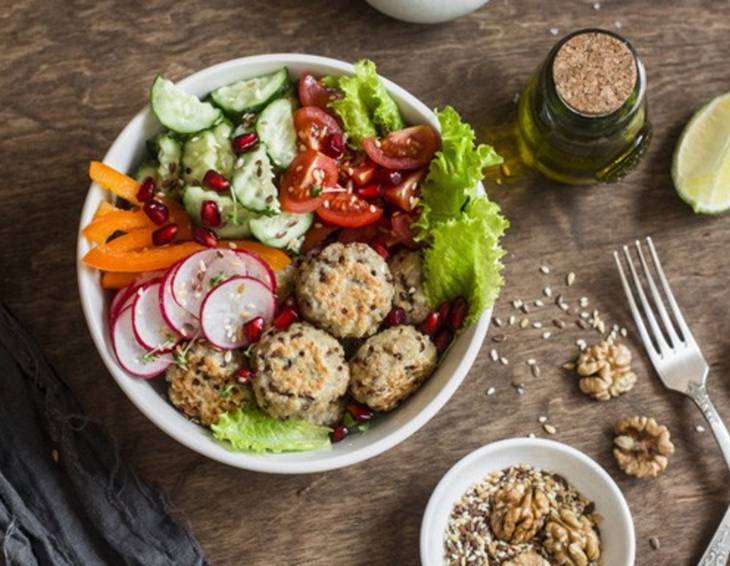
[
  {"left": 438, "top": 302, "right": 451, "bottom": 322},
  {"left": 231, "top": 132, "right": 258, "bottom": 154},
  {"left": 370, "top": 238, "right": 390, "bottom": 260},
  {"left": 143, "top": 200, "right": 169, "bottom": 225},
  {"left": 355, "top": 183, "right": 382, "bottom": 200},
  {"left": 448, "top": 296, "right": 468, "bottom": 330},
  {"left": 192, "top": 226, "right": 218, "bottom": 247},
  {"left": 376, "top": 168, "right": 403, "bottom": 186},
  {"left": 330, "top": 423, "right": 349, "bottom": 443},
  {"left": 433, "top": 328, "right": 454, "bottom": 355},
  {"left": 244, "top": 316, "right": 265, "bottom": 343},
  {"left": 383, "top": 307, "right": 406, "bottom": 328},
  {"left": 273, "top": 305, "right": 298, "bottom": 330},
  {"left": 236, "top": 367, "right": 253, "bottom": 384},
  {"left": 346, "top": 400, "right": 374, "bottom": 422},
  {"left": 152, "top": 223, "right": 178, "bottom": 246},
  {"left": 203, "top": 169, "right": 230, "bottom": 192},
  {"left": 136, "top": 176, "right": 156, "bottom": 202},
  {"left": 419, "top": 311, "right": 442, "bottom": 335},
  {"left": 200, "top": 200, "right": 221, "bottom": 227},
  {"left": 321, "top": 132, "right": 345, "bottom": 159}
]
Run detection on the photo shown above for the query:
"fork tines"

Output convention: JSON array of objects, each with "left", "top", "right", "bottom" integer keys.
[{"left": 613, "top": 237, "right": 694, "bottom": 357}]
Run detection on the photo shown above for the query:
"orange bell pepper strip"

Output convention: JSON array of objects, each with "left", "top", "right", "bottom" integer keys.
[
  {"left": 103, "top": 222, "right": 193, "bottom": 253},
  {"left": 101, "top": 271, "right": 138, "bottom": 289},
  {"left": 94, "top": 201, "right": 119, "bottom": 219},
  {"left": 83, "top": 242, "right": 203, "bottom": 273},
  {"left": 83, "top": 209, "right": 150, "bottom": 245},
  {"left": 89, "top": 161, "right": 142, "bottom": 205},
  {"left": 221, "top": 240, "right": 292, "bottom": 272}
]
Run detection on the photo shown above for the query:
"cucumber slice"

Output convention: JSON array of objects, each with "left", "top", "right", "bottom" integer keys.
[
  {"left": 249, "top": 212, "right": 313, "bottom": 251},
  {"left": 231, "top": 144, "right": 280, "bottom": 214},
  {"left": 256, "top": 98, "right": 298, "bottom": 168},
  {"left": 134, "top": 162, "right": 159, "bottom": 184},
  {"left": 211, "top": 68, "right": 291, "bottom": 115},
  {"left": 155, "top": 134, "right": 182, "bottom": 182},
  {"left": 150, "top": 76, "right": 222, "bottom": 134},
  {"left": 182, "top": 184, "right": 256, "bottom": 239},
  {"left": 181, "top": 122, "right": 235, "bottom": 184}
]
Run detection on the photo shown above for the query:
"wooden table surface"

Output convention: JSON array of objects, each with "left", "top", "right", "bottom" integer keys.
[{"left": 2, "top": 1, "right": 730, "bottom": 564}]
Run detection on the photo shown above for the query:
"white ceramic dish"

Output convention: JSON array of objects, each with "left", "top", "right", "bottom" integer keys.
[
  {"left": 77, "top": 54, "right": 491, "bottom": 474},
  {"left": 366, "top": 0, "right": 490, "bottom": 24},
  {"left": 421, "top": 438, "right": 635, "bottom": 565}
]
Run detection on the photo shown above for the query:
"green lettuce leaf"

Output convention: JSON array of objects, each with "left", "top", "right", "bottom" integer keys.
[
  {"left": 329, "top": 59, "right": 404, "bottom": 146},
  {"left": 423, "top": 198, "right": 509, "bottom": 323},
  {"left": 418, "top": 106, "right": 503, "bottom": 228},
  {"left": 212, "top": 408, "right": 331, "bottom": 453}
]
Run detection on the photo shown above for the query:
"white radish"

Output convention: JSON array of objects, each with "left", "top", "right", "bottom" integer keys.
[
  {"left": 171, "top": 249, "right": 225, "bottom": 316},
  {"left": 159, "top": 263, "right": 199, "bottom": 339},
  {"left": 132, "top": 282, "right": 180, "bottom": 352},
  {"left": 112, "top": 306, "right": 172, "bottom": 378},
  {"left": 200, "top": 275, "right": 275, "bottom": 349},
  {"left": 232, "top": 249, "right": 276, "bottom": 291}
]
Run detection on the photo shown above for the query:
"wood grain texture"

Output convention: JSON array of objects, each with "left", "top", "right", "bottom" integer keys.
[{"left": 2, "top": 0, "right": 730, "bottom": 564}]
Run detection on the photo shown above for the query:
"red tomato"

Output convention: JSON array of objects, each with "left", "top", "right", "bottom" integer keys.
[
  {"left": 298, "top": 74, "right": 341, "bottom": 110},
  {"left": 301, "top": 222, "right": 339, "bottom": 253},
  {"left": 294, "top": 107, "right": 342, "bottom": 152},
  {"left": 386, "top": 211, "right": 420, "bottom": 249},
  {"left": 363, "top": 125, "right": 439, "bottom": 170},
  {"left": 317, "top": 191, "right": 384, "bottom": 228},
  {"left": 280, "top": 149, "right": 338, "bottom": 213},
  {"left": 338, "top": 218, "right": 388, "bottom": 244},
  {"left": 383, "top": 169, "right": 426, "bottom": 211},
  {"left": 342, "top": 156, "right": 378, "bottom": 187}
]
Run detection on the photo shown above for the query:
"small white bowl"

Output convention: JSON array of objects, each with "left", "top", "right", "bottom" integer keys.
[
  {"left": 76, "top": 54, "right": 491, "bottom": 474},
  {"left": 366, "top": 0, "right": 490, "bottom": 24},
  {"left": 421, "top": 438, "right": 635, "bottom": 565}
]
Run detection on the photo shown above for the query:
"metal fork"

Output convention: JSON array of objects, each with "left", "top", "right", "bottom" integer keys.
[{"left": 615, "top": 237, "right": 730, "bottom": 566}]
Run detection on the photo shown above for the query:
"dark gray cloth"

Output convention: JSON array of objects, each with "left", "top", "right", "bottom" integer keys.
[{"left": 0, "top": 304, "right": 207, "bottom": 566}]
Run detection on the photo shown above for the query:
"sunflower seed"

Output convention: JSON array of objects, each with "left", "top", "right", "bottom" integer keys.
[
  {"left": 649, "top": 537, "right": 660, "bottom": 551},
  {"left": 553, "top": 319, "right": 566, "bottom": 329}
]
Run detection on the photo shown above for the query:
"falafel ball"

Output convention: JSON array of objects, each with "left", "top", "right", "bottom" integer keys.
[
  {"left": 295, "top": 242, "right": 394, "bottom": 338},
  {"left": 167, "top": 341, "right": 252, "bottom": 426},
  {"left": 251, "top": 322, "right": 349, "bottom": 426},
  {"left": 349, "top": 325, "right": 437, "bottom": 412},
  {"left": 388, "top": 249, "right": 431, "bottom": 325}
]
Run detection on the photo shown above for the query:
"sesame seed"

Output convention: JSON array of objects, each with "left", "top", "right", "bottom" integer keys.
[
  {"left": 531, "top": 364, "right": 541, "bottom": 378},
  {"left": 521, "top": 304, "right": 530, "bottom": 314},
  {"left": 486, "top": 387, "right": 496, "bottom": 396},
  {"left": 543, "top": 287, "right": 552, "bottom": 297},
  {"left": 493, "top": 317, "right": 503, "bottom": 327},
  {"left": 553, "top": 319, "right": 566, "bottom": 329},
  {"left": 515, "top": 386, "right": 525, "bottom": 395},
  {"left": 532, "top": 321, "right": 543, "bottom": 329},
  {"left": 509, "top": 315, "right": 517, "bottom": 326},
  {"left": 543, "top": 424, "right": 557, "bottom": 435},
  {"left": 563, "top": 362, "right": 576, "bottom": 370},
  {"left": 500, "top": 357, "right": 509, "bottom": 366},
  {"left": 576, "top": 339, "right": 587, "bottom": 350},
  {"left": 579, "top": 297, "right": 589, "bottom": 308},
  {"left": 649, "top": 537, "right": 660, "bottom": 550},
  {"left": 542, "top": 331, "right": 552, "bottom": 339},
  {"left": 538, "top": 416, "right": 548, "bottom": 424},
  {"left": 534, "top": 299, "right": 544, "bottom": 307},
  {"left": 566, "top": 272, "right": 576, "bottom": 286},
  {"left": 620, "top": 327, "right": 628, "bottom": 336},
  {"left": 512, "top": 299, "right": 523, "bottom": 309},
  {"left": 540, "top": 265, "right": 550, "bottom": 274},
  {"left": 526, "top": 358, "right": 536, "bottom": 366},
  {"left": 581, "top": 311, "right": 590, "bottom": 319},
  {"left": 528, "top": 432, "right": 536, "bottom": 438},
  {"left": 559, "top": 302, "right": 570, "bottom": 312},
  {"left": 593, "top": 2, "right": 601, "bottom": 9},
  {"left": 696, "top": 425, "right": 706, "bottom": 432},
  {"left": 490, "top": 349, "right": 499, "bottom": 362},
  {"left": 520, "top": 318, "right": 530, "bottom": 329},
  {"left": 550, "top": 27, "right": 560, "bottom": 36}
]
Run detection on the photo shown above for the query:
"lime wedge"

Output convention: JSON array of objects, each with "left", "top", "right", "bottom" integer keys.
[{"left": 672, "top": 92, "right": 730, "bottom": 214}]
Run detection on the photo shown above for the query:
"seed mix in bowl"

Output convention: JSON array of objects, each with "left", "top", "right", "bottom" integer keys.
[{"left": 444, "top": 464, "right": 601, "bottom": 565}]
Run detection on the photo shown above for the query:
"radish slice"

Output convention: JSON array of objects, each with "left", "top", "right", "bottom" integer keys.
[
  {"left": 109, "top": 270, "right": 166, "bottom": 323},
  {"left": 132, "top": 282, "right": 180, "bottom": 352},
  {"left": 171, "top": 249, "right": 226, "bottom": 316},
  {"left": 112, "top": 306, "right": 172, "bottom": 378},
  {"left": 233, "top": 249, "right": 276, "bottom": 291},
  {"left": 160, "top": 263, "right": 199, "bottom": 339},
  {"left": 200, "top": 276, "right": 276, "bottom": 349}
]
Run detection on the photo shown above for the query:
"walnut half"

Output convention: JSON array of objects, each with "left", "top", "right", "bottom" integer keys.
[
  {"left": 504, "top": 550, "right": 550, "bottom": 566},
  {"left": 613, "top": 415, "right": 675, "bottom": 478},
  {"left": 490, "top": 480, "right": 550, "bottom": 544},
  {"left": 576, "top": 340, "right": 637, "bottom": 401},
  {"left": 544, "top": 508, "right": 601, "bottom": 566}
]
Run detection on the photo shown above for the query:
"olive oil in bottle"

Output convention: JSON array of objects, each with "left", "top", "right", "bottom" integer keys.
[{"left": 516, "top": 28, "right": 652, "bottom": 184}]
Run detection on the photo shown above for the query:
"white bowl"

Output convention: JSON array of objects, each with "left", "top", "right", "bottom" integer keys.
[
  {"left": 77, "top": 54, "right": 491, "bottom": 474},
  {"left": 366, "top": 0, "right": 490, "bottom": 24},
  {"left": 421, "top": 438, "right": 635, "bottom": 565}
]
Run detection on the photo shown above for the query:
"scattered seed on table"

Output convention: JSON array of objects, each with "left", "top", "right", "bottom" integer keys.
[
  {"left": 534, "top": 299, "right": 544, "bottom": 307},
  {"left": 566, "top": 272, "right": 576, "bottom": 286},
  {"left": 580, "top": 311, "right": 590, "bottom": 319},
  {"left": 542, "top": 331, "right": 552, "bottom": 340},
  {"left": 492, "top": 334, "right": 506, "bottom": 343},
  {"left": 553, "top": 319, "right": 566, "bottom": 329},
  {"left": 576, "top": 319, "right": 589, "bottom": 329},
  {"left": 649, "top": 537, "right": 660, "bottom": 551},
  {"left": 596, "top": 320, "right": 606, "bottom": 334},
  {"left": 576, "top": 339, "right": 587, "bottom": 350},
  {"left": 543, "top": 424, "right": 557, "bottom": 434},
  {"left": 520, "top": 318, "right": 530, "bottom": 329},
  {"left": 500, "top": 357, "right": 509, "bottom": 366},
  {"left": 533, "top": 321, "right": 543, "bottom": 329},
  {"left": 540, "top": 265, "right": 551, "bottom": 274},
  {"left": 696, "top": 425, "right": 706, "bottom": 432},
  {"left": 579, "top": 297, "right": 589, "bottom": 308},
  {"left": 512, "top": 299, "right": 523, "bottom": 309},
  {"left": 531, "top": 364, "right": 541, "bottom": 378},
  {"left": 526, "top": 358, "right": 536, "bottom": 366},
  {"left": 621, "top": 327, "right": 628, "bottom": 336},
  {"left": 509, "top": 315, "right": 517, "bottom": 326},
  {"left": 516, "top": 386, "right": 525, "bottom": 395},
  {"left": 490, "top": 349, "right": 499, "bottom": 362},
  {"left": 543, "top": 287, "right": 552, "bottom": 297},
  {"left": 538, "top": 416, "right": 548, "bottom": 424},
  {"left": 559, "top": 302, "right": 570, "bottom": 312},
  {"left": 563, "top": 362, "right": 576, "bottom": 370},
  {"left": 493, "top": 316, "right": 503, "bottom": 327},
  {"left": 486, "top": 387, "right": 496, "bottom": 396},
  {"left": 528, "top": 432, "right": 537, "bottom": 438},
  {"left": 521, "top": 304, "right": 530, "bottom": 314}
]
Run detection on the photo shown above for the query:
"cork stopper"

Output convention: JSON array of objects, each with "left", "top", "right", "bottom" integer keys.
[{"left": 552, "top": 31, "right": 637, "bottom": 116}]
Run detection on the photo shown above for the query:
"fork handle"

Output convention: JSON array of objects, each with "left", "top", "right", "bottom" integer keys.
[
  {"left": 698, "top": 504, "right": 730, "bottom": 566},
  {"left": 688, "top": 382, "right": 730, "bottom": 471}
]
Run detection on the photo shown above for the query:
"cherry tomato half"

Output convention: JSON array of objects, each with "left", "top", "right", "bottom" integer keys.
[
  {"left": 387, "top": 211, "right": 420, "bottom": 249},
  {"left": 280, "top": 149, "right": 338, "bottom": 213},
  {"left": 362, "top": 125, "right": 439, "bottom": 170},
  {"left": 301, "top": 221, "right": 339, "bottom": 254},
  {"left": 294, "top": 107, "right": 342, "bottom": 152},
  {"left": 298, "top": 73, "right": 341, "bottom": 110},
  {"left": 317, "top": 191, "right": 384, "bottom": 228},
  {"left": 383, "top": 169, "right": 426, "bottom": 212},
  {"left": 342, "top": 156, "right": 378, "bottom": 187}
]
